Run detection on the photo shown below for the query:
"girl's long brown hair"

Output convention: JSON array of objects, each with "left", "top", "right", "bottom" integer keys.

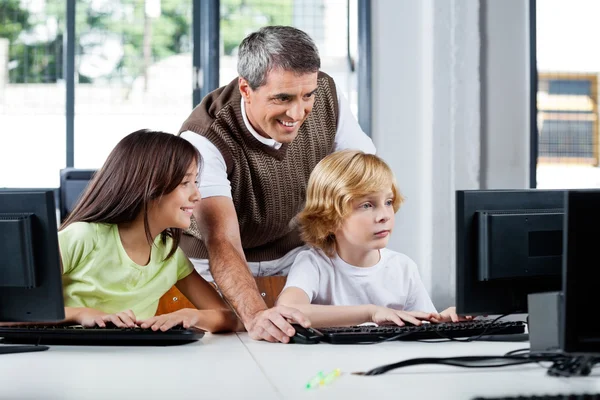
[{"left": 61, "top": 129, "right": 201, "bottom": 260}]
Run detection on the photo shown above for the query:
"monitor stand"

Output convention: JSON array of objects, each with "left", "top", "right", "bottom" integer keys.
[{"left": 0, "top": 344, "right": 49, "bottom": 355}]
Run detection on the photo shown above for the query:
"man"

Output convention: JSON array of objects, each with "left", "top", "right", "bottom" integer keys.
[{"left": 179, "top": 26, "right": 375, "bottom": 343}]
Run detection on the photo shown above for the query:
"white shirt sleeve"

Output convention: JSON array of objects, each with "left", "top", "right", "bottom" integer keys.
[
  {"left": 180, "top": 130, "right": 232, "bottom": 199},
  {"left": 282, "top": 249, "right": 322, "bottom": 302},
  {"left": 333, "top": 82, "right": 376, "bottom": 154},
  {"left": 404, "top": 258, "right": 438, "bottom": 313}
]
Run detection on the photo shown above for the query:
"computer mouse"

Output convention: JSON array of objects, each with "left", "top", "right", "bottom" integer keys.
[{"left": 289, "top": 324, "right": 323, "bottom": 344}]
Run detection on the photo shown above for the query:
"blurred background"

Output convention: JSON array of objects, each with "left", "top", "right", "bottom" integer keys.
[{"left": 0, "top": 0, "right": 360, "bottom": 187}]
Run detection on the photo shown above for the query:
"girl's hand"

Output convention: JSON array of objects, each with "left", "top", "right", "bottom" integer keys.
[
  {"left": 430, "top": 307, "right": 473, "bottom": 323},
  {"left": 76, "top": 308, "right": 138, "bottom": 328},
  {"left": 370, "top": 306, "right": 436, "bottom": 326},
  {"left": 137, "top": 309, "right": 202, "bottom": 332}
]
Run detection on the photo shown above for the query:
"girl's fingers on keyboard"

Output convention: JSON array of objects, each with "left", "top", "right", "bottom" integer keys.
[
  {"left": 123, "top": 309, "right": 137, "bottom": 324},
  {"left": 115, "top": 312, "right": 136, "bottom": 328},
  {"left": 104, "top": 314, "right": 126, "bottom": 328}
]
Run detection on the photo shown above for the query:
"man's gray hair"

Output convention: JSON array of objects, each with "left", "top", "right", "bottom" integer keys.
[{"left": 237, "top": 26, "right": 321, "bottom": 90}]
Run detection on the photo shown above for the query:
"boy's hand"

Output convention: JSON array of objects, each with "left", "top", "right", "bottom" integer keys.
[
  {"left": 370, "top": 306, "right": 436, "bottom": 326},
  {"left": 76, "top": 308, "right": 138, "bottom": 328},
  {"left": 431, "top": 307, "right": 473, "bottom": 323},
  {"left": 137, "top": 309, "right": 201, "bottom": 332}
]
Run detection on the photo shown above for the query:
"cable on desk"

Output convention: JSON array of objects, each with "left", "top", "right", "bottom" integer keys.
[
  {"left": 353, "top": 350, "right": 600, "bottom": 377},
  {"left": 352, "top": 355, "right": 537, "bottom": 376}
]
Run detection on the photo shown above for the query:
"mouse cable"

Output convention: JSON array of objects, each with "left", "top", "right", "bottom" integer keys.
[{"left": 352, "top": 353, "right": 568, "bottom": 376}]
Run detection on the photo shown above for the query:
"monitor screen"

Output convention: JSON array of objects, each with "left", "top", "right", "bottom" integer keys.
[
  {"left": 562, "top": 190, "right": 600, "bottom": 353},
  {"left": 0, "top": 190, "right": 64, "bottom": 322},
  {"left": 456, "top": 189, "right": 564, "bottom": 315}
]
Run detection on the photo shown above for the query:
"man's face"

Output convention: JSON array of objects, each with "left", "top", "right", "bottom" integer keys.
[{"left": 239, "top": 69, "right": 319, "bottom": 144}]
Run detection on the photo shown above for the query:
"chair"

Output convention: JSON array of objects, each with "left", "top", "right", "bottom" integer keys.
[
  {"left": 59, "top": 168, "right": 96, "bottom": 222},
  {"left": 156, "top": 276, "right": 288, "bottom": 315}
]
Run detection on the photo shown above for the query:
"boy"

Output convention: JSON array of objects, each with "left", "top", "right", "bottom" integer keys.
[{"left": 277, "top": 150, "right": 468, "bottom": 328}]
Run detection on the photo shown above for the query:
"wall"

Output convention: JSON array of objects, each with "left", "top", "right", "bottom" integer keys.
[{"left": 371, "top": 0, "right": 530, "bottom": 308}]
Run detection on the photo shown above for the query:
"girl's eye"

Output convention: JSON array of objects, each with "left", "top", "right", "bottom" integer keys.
[
  {"left": 195, "top": 180, "right": 200, "bottom": 188},
  {"left": 361, "top": 203, "right": 372, "bottom": 209},
  {"left": 181, "top": 181, "right": 190, "bottom": 187},
  {"left": 386, "top": 199, "right": 394, "bottom": 206}
]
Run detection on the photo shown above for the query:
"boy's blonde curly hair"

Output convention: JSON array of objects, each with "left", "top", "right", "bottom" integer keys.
[{"left": 298, "top": 150, "right": 403, "bottom": 257}]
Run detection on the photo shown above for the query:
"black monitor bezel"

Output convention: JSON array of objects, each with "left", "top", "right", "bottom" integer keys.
[
  {"left": 456, "top": 189, "right": 564, "bottom": 315},
  {"left": 0, "top": 190, "right": 65, "bottom": 322},
  {"left": 562, "top": 190, "right": 600, "bottom": 354}
]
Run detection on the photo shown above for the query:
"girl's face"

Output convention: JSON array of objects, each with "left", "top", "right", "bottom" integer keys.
[
  {"left": 334, "top": 188, "right": 396, "bottom": 254},
  {"left": 149, "top": 162, "right": 201, "bottom": 231}
]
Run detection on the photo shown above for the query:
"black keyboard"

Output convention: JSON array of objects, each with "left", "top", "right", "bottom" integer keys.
[
  {"left": 0, "top": 324, "right": 205, "bottom": 346},
  {"left": 315, "top": 320, "right": 526, "bottom": 344},
  {"left": 474, "top": 395, "right": 600, "bottom": 400}
]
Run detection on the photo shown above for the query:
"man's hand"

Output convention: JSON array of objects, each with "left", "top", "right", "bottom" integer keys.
[{"left": 245, "top": 305, "right": 311, "bottom": 343}]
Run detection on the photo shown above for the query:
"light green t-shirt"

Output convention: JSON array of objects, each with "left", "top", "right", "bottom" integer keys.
[{"left": 58, "top": 222, "right": 194, "bottom": 319}]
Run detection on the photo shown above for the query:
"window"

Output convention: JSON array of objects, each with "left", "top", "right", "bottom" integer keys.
[
  {"left": 218, "top": 0, "right": 359, "bottom": 116},
  {"left": 537, "top": 73, "right": 598, "bottom": 165},
  {"left": 535, "top": 0, "right": 600, "bottom": 189},
  {"left": 0, "top": 0, "right": 66, "bottom": 188},
  {"left": 73, "top": 0, "right": 193, "bottom": 169},
  {"left": 0, "top": 0, "right": 367, "bottom": 188}
]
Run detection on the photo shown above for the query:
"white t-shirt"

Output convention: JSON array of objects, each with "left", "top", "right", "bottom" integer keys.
[
  {"left": 180, "top": 81, "right": 376, "bottom": 199},
  {"left": 283, "top": 247, "right": 438, "bottom": 313}
]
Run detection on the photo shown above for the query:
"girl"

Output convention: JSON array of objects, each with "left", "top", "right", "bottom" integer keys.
[
  {"left": 59, "top": 129, "right": 241, "bottom": 333},
  {"left": 277, "top": 150, "right": 470, "bottom": 328}
]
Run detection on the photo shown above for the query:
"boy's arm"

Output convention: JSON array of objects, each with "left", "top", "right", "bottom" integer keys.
[
  {"left": 174, "top": 271, "right": 244, "bottom": 332},
  {"left": 277, "top": 287, "right": 374, "bottom": 328},
  {"left": 278, "top": 288, "right": 432, "bottom": 328}
]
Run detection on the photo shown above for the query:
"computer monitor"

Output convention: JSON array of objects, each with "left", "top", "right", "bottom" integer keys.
[
  {"left": 0, "top": 190, "right": 65, "bottom": 354},
  {"left": 562, "top": 190, "right": 600, "bottom": 354},
  {"left": 59, "top": 168, "right": 96, "bottom": 222},
  {"left": 456, "top": 189, "right": 564, "bottom": 315}
]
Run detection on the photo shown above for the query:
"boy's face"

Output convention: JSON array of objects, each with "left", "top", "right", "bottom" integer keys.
[{"left": 334, "top": 189, "right": 396, "bottom": 253}]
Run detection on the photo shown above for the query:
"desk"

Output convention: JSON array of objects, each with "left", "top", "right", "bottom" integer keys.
[{"left": 1, "top": 334, "right": 600, "bottom": 400}]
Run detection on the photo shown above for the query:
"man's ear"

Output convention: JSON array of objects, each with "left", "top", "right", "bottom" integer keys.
[{"left": 238, "top": 77, "right": 252, "bottom": 102}]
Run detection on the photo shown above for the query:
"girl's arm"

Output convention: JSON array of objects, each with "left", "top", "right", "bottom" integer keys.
[
  {"left": 277, "top": 288, "right": 430, "bottom": 328},
  {"left": 139, "top": 271, "right": 243, "bottom": 333}
]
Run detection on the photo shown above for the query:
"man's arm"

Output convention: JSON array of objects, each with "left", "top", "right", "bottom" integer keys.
[{"left": 195, "top": 196, "right": 309, "bottom": 342}]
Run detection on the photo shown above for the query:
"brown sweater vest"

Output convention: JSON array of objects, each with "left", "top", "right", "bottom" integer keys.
[{"left": 179, "top": 71, "right": 338, "bottom": 262}]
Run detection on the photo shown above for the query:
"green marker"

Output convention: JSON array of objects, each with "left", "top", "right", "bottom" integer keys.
[{"left": 306, "top": 371, "right": 324, "bottom": 389}]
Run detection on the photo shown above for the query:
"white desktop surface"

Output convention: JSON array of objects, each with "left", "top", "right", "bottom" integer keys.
[
  {"left": 240, "top": 335, "right": 600, "bottom": 399},
  {"left": 1, "top": 333, "right": 600, "bottom": 400},
  {"left": 0, "top": 333, "right": 278, "bottom": 400}
]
